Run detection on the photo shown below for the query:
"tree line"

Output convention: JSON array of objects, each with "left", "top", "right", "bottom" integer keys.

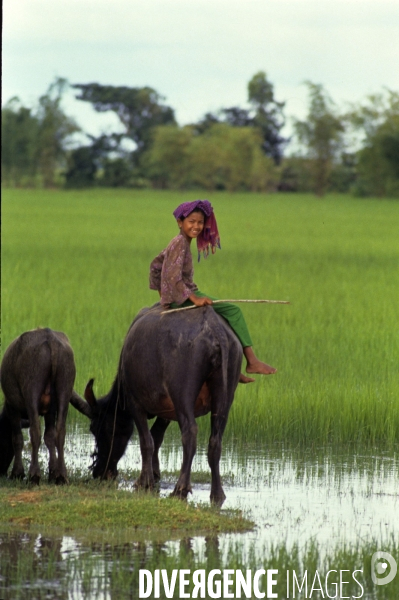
[{"left": 2, "top": 73, "right": 399, "bottom": 197}]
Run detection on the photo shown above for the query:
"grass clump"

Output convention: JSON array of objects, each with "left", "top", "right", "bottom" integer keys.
[{"left": 0, "top": 481, "right": 253, "bottom": 535}]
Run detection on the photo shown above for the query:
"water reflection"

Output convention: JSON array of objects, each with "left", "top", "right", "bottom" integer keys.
[
  {"left": 18, "top": 426, "right": 399, "bottom": 550},
  {"left": 1, "top": 527, "right": 393, "bottom": 599},
  {"left": 1, "top": 427, "right": 398, "bottom": 598},
  {"left": 0, "top": 531, "right": 228, "bottom": 600},
  {"left": 115, "top": 437, "right": 399, "bottom": 550},
  {"left": 0, "top": 531, "right": 69, "bottom": 599}
]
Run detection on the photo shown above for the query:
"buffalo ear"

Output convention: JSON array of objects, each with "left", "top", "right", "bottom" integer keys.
[
  {"left": 84, "top": 379, "right": 97, "bottom": 408},
  {"left": 70, "top": 390, "right": 93, "bottom": 419}
]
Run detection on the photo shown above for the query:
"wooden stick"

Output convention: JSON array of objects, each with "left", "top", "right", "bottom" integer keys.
[{"left": 161, "top": 299, "right": 290, "bottom": 315}]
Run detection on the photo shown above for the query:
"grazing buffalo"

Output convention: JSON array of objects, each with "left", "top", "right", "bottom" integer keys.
[
  {"left": 74, "top": 304, "right": 242, "bottom": 504},
  {"left": 0, "top": 328, "right": 77, "bottom": 483}
]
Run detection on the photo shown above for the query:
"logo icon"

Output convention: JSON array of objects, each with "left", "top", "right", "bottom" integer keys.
[{"left": 371, "top": 551, "right": 397, "bottom": 586}]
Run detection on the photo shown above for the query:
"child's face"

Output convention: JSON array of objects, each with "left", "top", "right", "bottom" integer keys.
[{"left": 178, "top": 211, "right": 205, "bottom": 241}]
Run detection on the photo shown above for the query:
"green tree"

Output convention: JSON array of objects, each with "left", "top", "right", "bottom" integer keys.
[
  {"left": 193, "top": 72, "right": 286, "bottom": 164},
  {"left": 294, "top": 82, "right": 344, "bottom": 196},
  {"left": 144, "top": 125, "right": 193, "bottom": 189},
  {"left": 196, "top": 124, "right": 277, "bottom": 192},
  {"left": 1, "top": 97, "right": 40, "bottom": 186},
  {"left": 347, "top": 90, "right": 399, "bottom": 197},
  {"left": 145, "top": 123, "right": 279, "bottom": 192},
  {"left": 247, "top": 71, "right": 286, "bottom": 164},
  {"left": 2, "top": 79, "right": 78, "bottom": 188},
  {"left": 37, "top": 78, "right": 80, "bottom": 187},
  {"left": 72, "top": 83, "right": 176, "bottom": 161},
  {"left": 65, "top": 133, "right": 128, "bottom": 188},
  {"left": 65, "top": 146, "right": 98, "bottom": 188},
  {"left": 101, "top": 157, "right": 133, "bottom": 187}
]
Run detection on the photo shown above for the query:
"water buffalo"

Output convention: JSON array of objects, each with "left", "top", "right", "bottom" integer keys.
[
  {"left": 74, "top": 304, "right": 242, "bottom": 504},
  {"left": 0, "top": 328, "right": 77, "bottom": 483}
]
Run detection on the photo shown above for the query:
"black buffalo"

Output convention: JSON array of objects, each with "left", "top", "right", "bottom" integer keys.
[
  {"left": 0, "top": 328, "right": 77, "bottom": 483},
  {"left": 75, "top": 304, "right": 242, "bottom": 504}
]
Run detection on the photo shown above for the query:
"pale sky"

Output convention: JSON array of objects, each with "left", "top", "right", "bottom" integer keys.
[{"left": 3, "top": 0, "right": 399, "bottom": 140}]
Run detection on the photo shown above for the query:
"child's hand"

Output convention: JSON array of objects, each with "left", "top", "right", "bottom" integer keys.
[{"left": 190, "top": 294, "right": 213, "bottom": 307}]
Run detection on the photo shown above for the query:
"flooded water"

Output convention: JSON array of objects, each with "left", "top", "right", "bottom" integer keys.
[
  {"left": 65, "top": 428, "right": 399, "bottom": 550},
  {"left": 148, "top": 443, "right": 399, "bottom": 551},
  {"left": 1, "top": 426, "right": 398, "bottom": 599}
]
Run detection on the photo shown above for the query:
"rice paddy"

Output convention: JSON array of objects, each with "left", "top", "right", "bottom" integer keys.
[
  {"left": 2, "top": 188, "right": 399, "bottom": 446},
  {"left": 1, "top": 436, "right": 399, "bottom": 599},
  {"left": 1, "top": 188, "right": 399, "bottom": 598}
]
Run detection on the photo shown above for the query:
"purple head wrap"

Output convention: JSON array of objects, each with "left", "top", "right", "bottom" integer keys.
[{"left": 173, "top": 200, "right": 221, "bottom": 261}]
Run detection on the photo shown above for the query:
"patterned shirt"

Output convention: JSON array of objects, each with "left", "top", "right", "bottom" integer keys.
[{"left": 149, "top": 233, "right": 198, "bottom": 306}]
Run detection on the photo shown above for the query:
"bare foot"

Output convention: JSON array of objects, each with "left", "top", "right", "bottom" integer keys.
[
  {"left": 239, "top": 373, "right": 255, "bottom": 384},
  {"left": 246, "top": 361, "right": 277, "bottom": 375}
]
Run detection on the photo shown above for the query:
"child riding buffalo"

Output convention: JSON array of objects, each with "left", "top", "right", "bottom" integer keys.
[{"left": 149, "top": 199, "right": 276, "bottom": 383}]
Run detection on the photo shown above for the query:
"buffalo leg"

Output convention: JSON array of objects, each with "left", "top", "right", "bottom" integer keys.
[
  {"left": 150, "top": 418, "right": 170, "bottom": 482},
  {"left": 207, "top": 369, "right": 238, "bottom": 505},
  {"left": 134, "top": 408, "right": 155, "bottom": 489},
  {"left": 172, "top": 412, "right": 198, "bottom": 500},
  {"left": 10, "top": 422, "right": 25, "bottom": 479},
  {"left": 44, "top": 412, "right": 58, "bottom": 482},
  {"left": 54, "top": 395, "right": 69, "bottom": 484},
  {"left": 208, "top": 412, "right": 228, "bottom": 505},
  {"left": 28, "top": 413, "right": 42, "bottom": 484}
]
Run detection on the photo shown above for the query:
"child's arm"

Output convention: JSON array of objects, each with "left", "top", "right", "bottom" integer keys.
[
  {"left": 188, "top": 293, "right": 213, "bottom": 307},
  {"left": 149, "top": 252, "right": 163, "bottom": 293}
]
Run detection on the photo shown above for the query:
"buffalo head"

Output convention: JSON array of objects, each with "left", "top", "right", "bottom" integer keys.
[{"left": 71, "top": 379, "right": 134, "bottom": 480}]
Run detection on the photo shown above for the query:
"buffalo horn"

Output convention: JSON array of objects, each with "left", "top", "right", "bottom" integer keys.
[
  {"left": 70, "top": 390, "right": 93, "bottom": 418},
  {"left": 84, "top": 379, "right": 97, "bottom": 408}
]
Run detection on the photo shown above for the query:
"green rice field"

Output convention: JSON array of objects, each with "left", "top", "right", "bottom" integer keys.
[
  {"left": 1, "top": 188, "right": 399, "bottom": 447},
  {"left": 1, "top": 188, "right": 399, "bottom": 599}
]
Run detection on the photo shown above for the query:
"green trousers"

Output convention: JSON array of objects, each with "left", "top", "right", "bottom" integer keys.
[{"left": 171, "top": 290, "right": 253, "bottom": 348}]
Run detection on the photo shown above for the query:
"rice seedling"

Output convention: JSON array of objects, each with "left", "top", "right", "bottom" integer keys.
[{"left": 1, "top": 189, "right": 398, "bottom": 447}]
